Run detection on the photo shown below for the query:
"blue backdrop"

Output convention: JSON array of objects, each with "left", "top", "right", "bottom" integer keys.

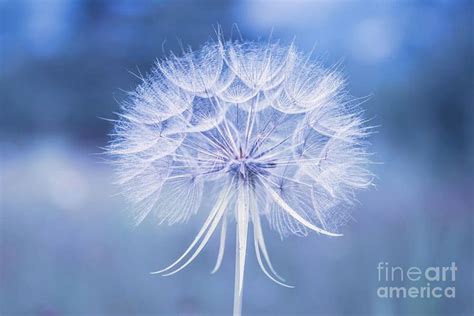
[{"left": 1, "top": 1, "right": 472, "bottom": 315}]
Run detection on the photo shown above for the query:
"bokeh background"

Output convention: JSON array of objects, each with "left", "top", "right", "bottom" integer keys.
[{"left": 1, "top": 1, "right": 473, "bottom": 315}]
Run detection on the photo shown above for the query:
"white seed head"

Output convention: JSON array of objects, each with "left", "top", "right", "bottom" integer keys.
[{"left": 107, "top": 38, "right": 373, "bottom": 314}]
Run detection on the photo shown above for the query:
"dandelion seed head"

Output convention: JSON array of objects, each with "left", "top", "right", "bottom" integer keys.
[{"left": 107, "top": 37, "right": 373, "bottom": 314}]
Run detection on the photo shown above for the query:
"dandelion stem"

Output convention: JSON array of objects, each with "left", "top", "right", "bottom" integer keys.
[{"left": 233, "top": 181, "right": 249, "bottom": 316}]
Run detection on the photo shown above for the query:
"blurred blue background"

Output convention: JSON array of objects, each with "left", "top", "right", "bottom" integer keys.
[{"left": 1, "top": 1, "right": 473, "bottom": 315}]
